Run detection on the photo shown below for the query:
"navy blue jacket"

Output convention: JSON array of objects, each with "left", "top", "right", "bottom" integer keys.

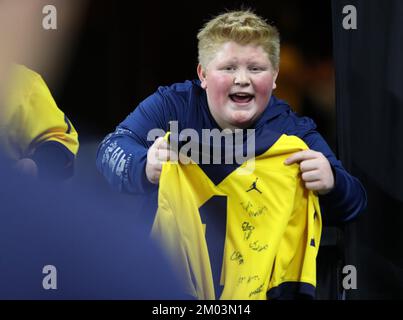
[{"left": 96, "top": 80, "right": 367, "bottom": 222}]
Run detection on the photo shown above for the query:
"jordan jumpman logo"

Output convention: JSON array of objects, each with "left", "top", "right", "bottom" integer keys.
[{"left": 246, "top": 178, "right": 262, "bottom": 194}]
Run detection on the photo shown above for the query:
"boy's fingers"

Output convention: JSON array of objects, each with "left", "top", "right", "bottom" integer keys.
[
  {"left": 305, "top": 181, "right": 323, "bottom": 191},
  {"left": 154, "top": 137, "right": 168, "bottom": 150},
  {"left": 157, "top": 149, "right": 176, "bottom": 162},
  {"left": 284, "top": 150, "right": 317, "bottom": 165},
  {"left": 301, "top": 170, "right": 321, "bottom": 182},
  {"left": 299, "top": 159, "right": 319, "bottom": 172}
]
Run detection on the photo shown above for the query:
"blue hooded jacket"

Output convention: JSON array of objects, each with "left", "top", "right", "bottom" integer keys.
[{"left": 96, "top": 80, "right": 367, "bottom": 223}]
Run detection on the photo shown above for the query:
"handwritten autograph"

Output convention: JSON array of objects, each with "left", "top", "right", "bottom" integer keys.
[
  {"left": 240, "top": 201, "right": 268, "bottom": 218},
  {"left": 249, "top": 240, "right": 268, "bottom": 252},
  {"left": 249, "top": 284, "right": 264, "bottom": 298},
  {"left": 242, "top": 222, "right": 255, "bottom": 240},
  {"left": 230, "top": 250, "right": 244, "bottom": 265}
]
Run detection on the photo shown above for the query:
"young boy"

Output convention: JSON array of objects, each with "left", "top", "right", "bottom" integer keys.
[{"left": 96, "top": 10, "right": 366, "bottom": 299}]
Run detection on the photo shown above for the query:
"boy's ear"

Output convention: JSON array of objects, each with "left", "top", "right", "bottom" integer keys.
[
  {"left": 197, "top": 64, "right": 207, "bottom": 89},
  {"left": 272, "top": 70, "right": 279, "bottom": 90}
]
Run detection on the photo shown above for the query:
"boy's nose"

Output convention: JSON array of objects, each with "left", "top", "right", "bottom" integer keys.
[{"left": 233, "top": 70, "right": 250, "bottom": 86}]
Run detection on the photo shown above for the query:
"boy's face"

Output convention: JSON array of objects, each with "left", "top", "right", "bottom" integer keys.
[{"left": 197, "top": 41, "right": 278, "bottom": 130}]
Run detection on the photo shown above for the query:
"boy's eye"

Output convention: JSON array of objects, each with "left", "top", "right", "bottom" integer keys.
[
  {"left": 250, "top": 66, "right": 263, "bottom": 72},
  {"left": 223, "top": 66, "right": 236, "bottom": 71}
]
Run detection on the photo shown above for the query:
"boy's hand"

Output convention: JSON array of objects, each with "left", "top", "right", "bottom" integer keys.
[
  {"left": 284, "top": 150, "right": 335, "bottom": 195},
  {"left": 146, "top": 137, "right": 176, "bottom": 184}
]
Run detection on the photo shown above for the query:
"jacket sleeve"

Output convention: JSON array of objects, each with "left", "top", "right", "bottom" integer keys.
[
  {"left": 303, "top": 130, "right": 367, "bottom": 222},
  {"left": 294, "top": 117, "right": 367, "bottom": 223},
  {"left": 96, "top": 90, "right": 173, "bottom": 194}
]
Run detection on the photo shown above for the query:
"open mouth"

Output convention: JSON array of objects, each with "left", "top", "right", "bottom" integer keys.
[{"left": 229, "top": 93, "right": 254, "bottom": 104}]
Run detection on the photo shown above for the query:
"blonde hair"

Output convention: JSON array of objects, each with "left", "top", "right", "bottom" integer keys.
[{"left": 197, "top": 10, "right": 280, "bottom": 71}]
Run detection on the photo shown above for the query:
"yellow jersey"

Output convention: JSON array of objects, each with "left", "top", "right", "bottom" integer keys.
[{"left": 152, "top": 134, "right": 322, "bottom": 300}]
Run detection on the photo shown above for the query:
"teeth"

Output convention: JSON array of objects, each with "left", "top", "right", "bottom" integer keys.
[
  {"left": 229, "top": 93, "right": 254, "bottom": 104},
  {"left": 231, "top": 93, "right": 252, "bottom": 97}
]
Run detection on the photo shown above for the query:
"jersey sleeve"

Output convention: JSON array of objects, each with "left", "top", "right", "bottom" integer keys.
[
  {"left": 23, "top": 73, "right": 79, "bottom": 158},
  {"left": 3, "top": 65, "right": 79, "bottom": 179}
]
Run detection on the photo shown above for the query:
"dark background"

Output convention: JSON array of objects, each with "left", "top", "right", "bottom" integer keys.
[{"left": 332, "top": 0, "right": 403, "bottom": 299}]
